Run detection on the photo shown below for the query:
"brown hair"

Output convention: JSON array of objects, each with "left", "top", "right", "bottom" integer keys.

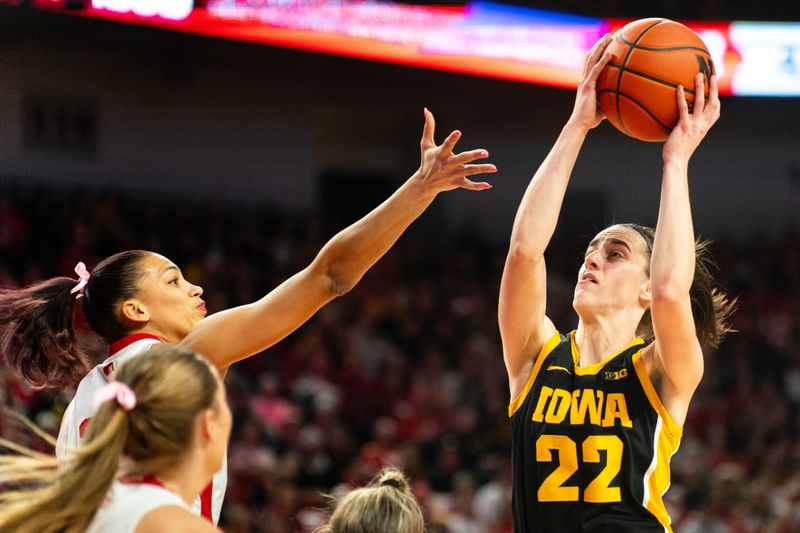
[
  {"left": 0, "top": 344, "right": 219, "bottom": 533},
  {"left": 315, "top": 467, "right": 425, "bottom": 533},
  {"left": 0, "top": 250, "right": 150, "bottom": 389},
  {"left": 621, "top": 223, "right": 736, "bottom": 349}
]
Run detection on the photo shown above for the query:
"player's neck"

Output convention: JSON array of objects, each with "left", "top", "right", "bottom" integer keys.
[
  {"left": 575, "top": 318, "right": 639, "bottom": 367},
  {"left": 150, "top": 452, "right": 212, "bottom": 506},
  {"left": 127, "top": 325, "right": 173, "bottom": 344}
]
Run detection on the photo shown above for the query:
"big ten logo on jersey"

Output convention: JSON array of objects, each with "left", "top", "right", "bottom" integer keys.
[
  {"left": 604, "top": 368, "right": 628, "bottom": 381},
  {"left": 532, "top": 386, "right": 632, "bottom": 428}
]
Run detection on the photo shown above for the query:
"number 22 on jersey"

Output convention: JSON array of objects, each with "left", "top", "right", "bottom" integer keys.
[{"left": 535, "top": 434, "right": 623, "bottom": 503}]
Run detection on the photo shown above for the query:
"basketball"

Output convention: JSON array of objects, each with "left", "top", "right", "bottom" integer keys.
[{"left": 597, "top": 18, "right": 715, "bottom": 142}]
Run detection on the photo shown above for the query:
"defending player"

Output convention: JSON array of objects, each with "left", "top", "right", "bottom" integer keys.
[
  {"left": 0, "top": 109, "right": 495, "bottom": 524},
  {"left": 499, "top": 34, "right": 734, "bottom": 531},
  {"left": 0, "top": 346, "right": 227, "bottom": 533}
]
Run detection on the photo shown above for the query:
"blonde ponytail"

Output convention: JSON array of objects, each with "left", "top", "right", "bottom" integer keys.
[
  {"left": 0, "top": 345, "right": 218, "bottom": 532},
  {"left": 0, "top": 409, "right": 129, "bottom": 533}
]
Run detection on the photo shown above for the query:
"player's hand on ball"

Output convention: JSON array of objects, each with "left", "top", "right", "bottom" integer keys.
[
  {"left": 663, "top": 73, "right": 721, "bottom": 163},
  {"left": 414, "top": 108, "right": 496, "bottom": 193},
  {"left": 569, "top": 33, "right": 613, "bottom": 131}
]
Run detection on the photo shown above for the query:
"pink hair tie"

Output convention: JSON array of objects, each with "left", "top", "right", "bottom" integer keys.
[
  {"left": 70, "top": 262, "right": 91, "bottom": 296},
  {"left": 92, "top": 382, "right": 137, "bottom": 411}
]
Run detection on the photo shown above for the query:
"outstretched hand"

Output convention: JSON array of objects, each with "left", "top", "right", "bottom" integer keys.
[
  {"left": 414, "top": 108, "right": 496, "bottom": 193},
  {"left": 663, "top": 73, "right": 721, "bottom": 164},
  {"left": 568, "top": 33, "right": 613, "bottom": 131}
]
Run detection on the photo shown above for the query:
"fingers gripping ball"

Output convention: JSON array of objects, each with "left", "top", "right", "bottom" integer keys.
[{"left": 597, "top": 18, "right": 715, "bottom": 142}]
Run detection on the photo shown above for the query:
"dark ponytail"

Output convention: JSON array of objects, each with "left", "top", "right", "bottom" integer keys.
[
  {"left": 0, "top": 277, "right": 88, "bottom": 389},
  {"left": 0, "top": 250, "right": 150, "bottom": 390},
  {"left": 622, "top": 224, "right": 737, "bottom": 350}
]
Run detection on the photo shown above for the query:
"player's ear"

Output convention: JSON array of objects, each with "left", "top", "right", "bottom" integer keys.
[
  {"left": 639, "top": 280, "right": 652, "bottom": 307},
  {"left": 198, "top": 407, "right": 222, "bottom": 443},
  {"left": 120, "top": 299, "right": 150, "bottom": 326}
]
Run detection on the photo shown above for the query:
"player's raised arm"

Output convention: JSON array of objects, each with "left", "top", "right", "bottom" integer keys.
[
  {"left": 182, "top": 109, "right": 496, "bottom": 371},
  {"left": 649, "top": 74, "right": 721, "bottom": 421},
  {"left": 499, "top": 34, "right": 612, "bottom": 397}
]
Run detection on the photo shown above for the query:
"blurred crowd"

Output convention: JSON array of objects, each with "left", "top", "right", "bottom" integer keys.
[{"left": 1, "top": 185, "right": 798, "bottom": 532}]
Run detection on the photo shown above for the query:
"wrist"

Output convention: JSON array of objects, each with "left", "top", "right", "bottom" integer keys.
[
  {"left": 662, "top": 157, "right": 689, "bottom": 180},
  {"left": 407, "top": 171, "right": 439, "bottom": 201},
  {"left": 662, "top": 155, "right": 689, "bottom": 171},
  {"left": 563, "top": 119, "right": 592, "bottom": 138}
]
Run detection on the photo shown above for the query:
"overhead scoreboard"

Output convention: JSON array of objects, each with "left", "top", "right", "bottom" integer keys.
[{"left": 64, "top": 0, "right": 800, "bottom": 96}]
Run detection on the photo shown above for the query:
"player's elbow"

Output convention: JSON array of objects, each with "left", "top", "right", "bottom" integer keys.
[
  {"left": 309, "top": 251, "right": 358, "bottom": 297},
  {"left": 324, "top": 262, "right": 360, "bottom": 297},
  {"left": 328, "top": 274, "right": 356, "bottom": 297},
  {"left": 506, "top": 242, "right": 545, "bottom": 268},
  {"left": 651, "top": 272, "right": 690, "bottom": 304},
  {"left": 651, "top": 287, "right": 684, "bottom": 306}
]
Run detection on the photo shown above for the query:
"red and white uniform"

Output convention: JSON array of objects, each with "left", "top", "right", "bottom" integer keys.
[
  {"left": 57, "top": 334, "right": 227, "bottom": 524},
  {"left": 87, "top": 478, "right": 190, "bottom": 533}
]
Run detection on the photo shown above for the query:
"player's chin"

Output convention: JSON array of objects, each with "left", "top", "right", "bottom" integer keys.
[{"left": 572, "top": 292, "right": 592, "bottom": 312}]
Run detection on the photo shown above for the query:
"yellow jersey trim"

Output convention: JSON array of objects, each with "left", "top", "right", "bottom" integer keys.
[
  {"left": 508, "top": 331, "right": 562, "bottom": 417},
  {"left": 570, "top": 331, "right": 646, "bottom": 376},
  {"left": 633, "top": 350, "right": 681, "bottom": 531},
  {"left": 631, "top": 351, "right": 683, "bottom": 440},
  {"left": 643, "top": 417, "right": 679, "bottom": 532}
]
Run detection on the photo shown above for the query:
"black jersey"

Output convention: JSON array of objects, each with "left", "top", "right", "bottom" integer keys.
[{"left": 509, "top": 331, "right": 682, "bottom": 533}]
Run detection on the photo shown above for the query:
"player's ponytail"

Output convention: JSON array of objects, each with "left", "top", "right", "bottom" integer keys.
[
  {"left": 315, "top": 467, "right": 424, "bottom": 533},
  {"left": 0, "top": 276, "right": 90, "bottom": 389},
  {"left": 0, "top": 345, "right": 219, "bottom": 533},
  {"left": 623, "top": 223, "right": 736, "bottom": 350},
  {"left": 0, "top": 250, "right": 150, "bottom": 389},
  {"left": 0, "top": 394, "right": 131, "bottom": 533}
]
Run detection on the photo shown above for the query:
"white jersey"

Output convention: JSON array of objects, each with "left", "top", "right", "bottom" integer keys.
[
  {"left": 87, "top": 479, "right": 190, "bottom": 533},
  {"left": 57, "top": 334, "right": 227, "bottom": 524}
]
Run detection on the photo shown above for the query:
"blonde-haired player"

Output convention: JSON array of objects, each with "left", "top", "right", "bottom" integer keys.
[{"left": 0, "top": 345, "right": 228, "bottom": 533}]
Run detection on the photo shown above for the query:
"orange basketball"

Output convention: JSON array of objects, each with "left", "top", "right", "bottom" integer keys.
[{"left": 597, "top": 18, "right": 714, "bottom": 142}]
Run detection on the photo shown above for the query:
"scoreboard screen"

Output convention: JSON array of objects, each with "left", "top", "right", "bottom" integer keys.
[{"left": 53, "top": 0, "right": 800, "bottom": 96}]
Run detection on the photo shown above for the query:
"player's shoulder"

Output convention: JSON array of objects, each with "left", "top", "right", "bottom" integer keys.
[
  {"left": 72, "top": 365, "right": 110, "bottom": 401},
  {"left": 133, "top": 506, "right": 218, "bottom": 533}
]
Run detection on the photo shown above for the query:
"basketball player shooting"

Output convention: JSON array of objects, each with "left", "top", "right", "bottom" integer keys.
[{"left": 499, "top": 34, "right": 734, "bottom": 532}]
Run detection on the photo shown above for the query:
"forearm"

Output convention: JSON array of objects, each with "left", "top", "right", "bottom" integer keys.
[
  {"left": 651, "top": 158, "right": 695, "bottom": 295},
  {"left": 186, "top": 177, "right": 435, "bottom": 367},
  {"left": 314, "top": 174, "right": 435, "bottom": 294},
  {"left": 509, "top": 122, "right": 589, "bottom": 256}
]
